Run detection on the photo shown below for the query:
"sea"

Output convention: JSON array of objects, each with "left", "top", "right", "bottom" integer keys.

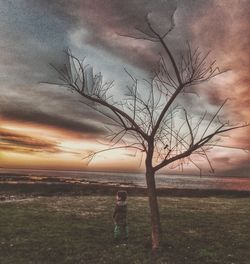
[{"left": 1, "top": 168, "right": 250, "bottom": 191}]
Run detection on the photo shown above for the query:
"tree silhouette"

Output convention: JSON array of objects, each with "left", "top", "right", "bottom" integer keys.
[{"left": 49, "top": 14, "right": 248, "bottom": 252}]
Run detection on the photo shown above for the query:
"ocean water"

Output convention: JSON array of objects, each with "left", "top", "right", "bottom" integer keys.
[{"left": 1, "top": 168, "right": 250, "bottom": 191}]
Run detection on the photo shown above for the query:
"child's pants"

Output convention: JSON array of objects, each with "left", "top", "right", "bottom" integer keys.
[{"left": 114, "top": 224, "right": 128, "bottom": 239}]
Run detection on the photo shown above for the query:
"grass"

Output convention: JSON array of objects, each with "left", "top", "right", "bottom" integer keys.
[{"left": 0, "top": 195, "right": 249, "bottom": 264}]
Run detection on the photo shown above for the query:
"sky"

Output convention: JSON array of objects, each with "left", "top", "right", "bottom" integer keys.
[{"left": 0, "top": 0, "right": 249, "bottom": 176}]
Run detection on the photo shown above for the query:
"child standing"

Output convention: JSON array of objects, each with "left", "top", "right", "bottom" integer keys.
[{"left": 113, "top": 190, "right": 128, "bottom": 241}]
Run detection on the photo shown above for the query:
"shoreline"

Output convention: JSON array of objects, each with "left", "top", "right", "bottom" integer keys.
[
  {"left": 1, "top": 181, "right": 250, "bottom": 199},
  {"left": 1, "top": 168, "right": 250, "bottom": 179},
  {"left": 1, "top": 173, "right": 250, "bottom": 199}
]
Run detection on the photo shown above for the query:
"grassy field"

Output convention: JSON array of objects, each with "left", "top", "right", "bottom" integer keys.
[{"left": 0, "top": 195, "right": 249, "bottom": 264}]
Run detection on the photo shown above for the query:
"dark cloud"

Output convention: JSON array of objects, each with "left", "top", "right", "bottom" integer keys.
[
  {"left": 0, "top": 0, "right": 74, "bottom": 82},
  {"left": 68, "top": 0, "right": 178, "bottom": 69},
  {"left": 0, "top": 108, "right": 104, "bottom": 137},
  {"left": 63, "top": 0, "right": 223, "bottom": 70},
  {"left": 18, "top": 0, "right": 181, "bottom": 71}
]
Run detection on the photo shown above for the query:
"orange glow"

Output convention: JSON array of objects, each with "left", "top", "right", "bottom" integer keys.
[{"left": 0, "top": 118, "right": 142, "bottom": 171}]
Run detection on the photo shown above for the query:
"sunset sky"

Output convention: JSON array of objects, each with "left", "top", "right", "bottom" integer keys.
[{"left": 0, "top": 0, "right": 249, "bottom": 176}]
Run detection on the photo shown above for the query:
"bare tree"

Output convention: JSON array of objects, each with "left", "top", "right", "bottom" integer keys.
[{"left": 49, "top": 15, "right": 248, "bottom": 252}]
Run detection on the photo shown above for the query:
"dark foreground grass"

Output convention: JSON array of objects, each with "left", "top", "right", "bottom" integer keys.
[{"left": 0, "top": 195, "right": 249, "bottom": 264}]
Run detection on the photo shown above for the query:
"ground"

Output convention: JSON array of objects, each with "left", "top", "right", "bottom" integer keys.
[{"left": 0, "top": 195, "right": 250, "bottom": 264}]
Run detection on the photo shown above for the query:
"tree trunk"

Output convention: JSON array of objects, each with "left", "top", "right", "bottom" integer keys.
[{"left": 146, "top": 168, "right": 161, "bottom": 253}]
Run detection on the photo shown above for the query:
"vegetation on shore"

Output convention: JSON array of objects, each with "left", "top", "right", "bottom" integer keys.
[{"left": 0, "top": 194, "right": 249, "bottom": 264}]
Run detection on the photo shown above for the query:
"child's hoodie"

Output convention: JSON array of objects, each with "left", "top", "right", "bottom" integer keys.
[{"left": 113, "top": 200, "right": 127, "bottom": 225}]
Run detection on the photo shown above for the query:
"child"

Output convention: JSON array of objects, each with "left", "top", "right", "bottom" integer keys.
[{"left": 113, "top": 190, "right": 128, "bottom": 242}]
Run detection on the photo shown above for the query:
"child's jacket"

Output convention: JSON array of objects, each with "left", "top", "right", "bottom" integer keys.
[{"left": 113, "top": 201, "right": 127, "bottom": 225}]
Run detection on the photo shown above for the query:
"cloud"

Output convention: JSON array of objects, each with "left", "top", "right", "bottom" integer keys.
[
  {"left": 0, "top": 128, "right": 60, "bottom": 154},
  {"left": 0, "top": 0, "right": 74, "bottom": 83},
  {"left": 67, "top": 0, "right": 178, "bottom": 70},
  {"left": 0, "top": 107, "right": 104, "bottom": 137},
  {"left": 0, "top": 0, "right": 249, "bottom": 174},
  {"left": 215, "top": 152, "right": 250, "bottom": 177},
  {"left": 188, "top": 0, "right": 250, "bottom": 161},
  {"left": 188, "top": 1, "right": 250, "bottom": 109}
]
